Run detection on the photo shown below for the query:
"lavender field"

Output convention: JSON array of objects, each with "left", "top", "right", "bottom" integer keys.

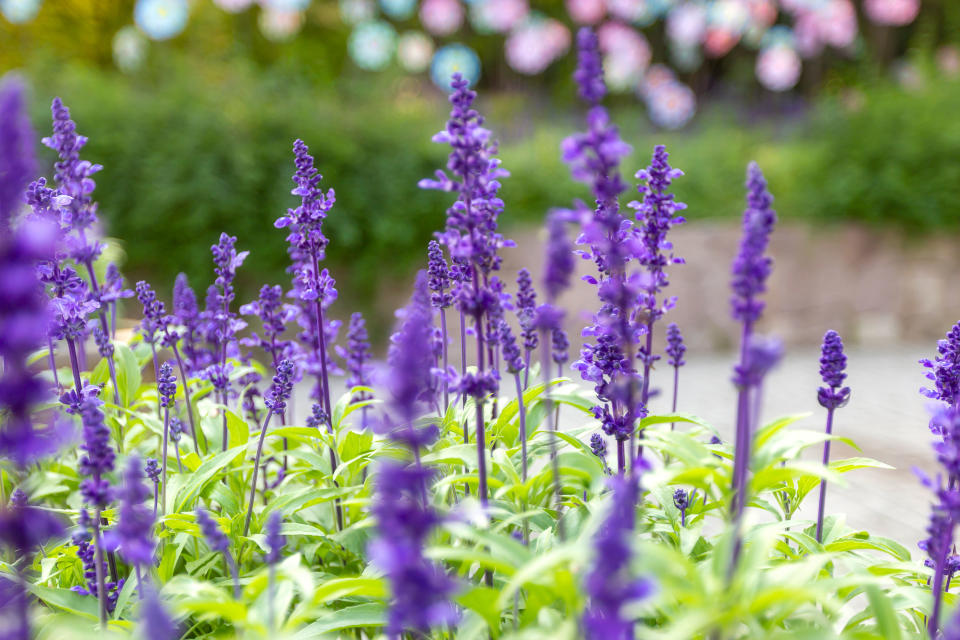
[{"left": 3, "top": 2, "right": 960, "bottom": 639}]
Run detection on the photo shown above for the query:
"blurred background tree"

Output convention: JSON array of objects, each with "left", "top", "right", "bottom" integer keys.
[{"left": 2, "top": 0, "right": 959, "bottom": 334}]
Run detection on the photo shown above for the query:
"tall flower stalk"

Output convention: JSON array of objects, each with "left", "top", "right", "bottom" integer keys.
[
  {"left": 275, "top": 139, "right": 343, "bottom": 530},
  {"left": 630, "top": 146, "right": 686, "bottom": 416},
  {"left": 78, "top": 396, "right": 116, "bottom": 627},
  {"left": 428, "top": 240, "right": 453, "bottom": 412},
  {"left": 729, "top": 162, "right": 777, "bottom": 520},
  {"left": 0, "top": 86, "right": 67, "bottom": 639},
  {"left": 566, "top": 28, "right": 644, "bottom": 478},
  {"left": 158, "top": 362, "right": 176, "bottom": 517},
  {"left": 582, "top": 462, "right": 654, "bottom": 639},
  {"left": 196, "top": 508, "right": 240, "bottom": 599},
  {"left": 815, "top": 330, "right": 850, "bottom": 542},
  {"left": 244, "top": 359, "right": 294, "bottom": 536},
  {"left": 665, "top": 323, "right": 686, "bottom": 429},
  {"left": 371, "top": 272, "right": 456, "bottom": 638},
  {"left": 205, "top": 233, "right": 248, "bottom": 451},
  {"left": 420, "top": 73, "right": 512, "bottom": 508}
]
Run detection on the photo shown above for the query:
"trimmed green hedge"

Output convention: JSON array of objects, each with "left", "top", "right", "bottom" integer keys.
[{"left": 21, "top": 58, "right": 960, "bottom": 325}]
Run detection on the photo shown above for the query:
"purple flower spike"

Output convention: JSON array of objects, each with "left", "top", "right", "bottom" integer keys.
[
  {"left": 818, "top": 330, "right": 850, "bottom": 410},
  {"left": 265, "top": 511, "right": 284, "bottom": 565},
  {"left": 109, "top": 456, "right": 155, "bottom": 567},
  {"left": 730, "top": 162, "right": 777, "bottom": 329},
  {"left": 264, "top": 359, "right": 295, "bottom": 414},
  {"left": 0, "top": 75, "right": 36, "bottom": 225},
  {"left": 427, "top": 240, "right": 453, "bottom": 310},
  {"left": 196, "top": 508, "right": 229, "bottom": 553},
  {"left": 544, "top": 212, "right": 575, "bottom": 302},
  {"left": 78, "top": 397, "right": 115, "bottom": 510},
  {"left": 139, "top": 584, "right": 178, "bottom": 640},
  {"left": 573, "top": 27, "right": 606, "bottom": 106},
  {"left": 815, "top": 331, "right": 850, "bottom": 542},
  {"left": 336, "top": 311, "right": 373, "bottom": 404},
  {"left": 158, "top": 362, "right": 176, "bottom": 409},
  {"left": 583, "top": 470, "right": 655, "bottom": 639},
  {"left": 665, "top": 323, "right": 686, "bottom": 368},
  {"left": 370, "top": 461, "right": 457, "bottom": 636},
  {"left": 921, "top": 321, "right": 960, "bottom": 408}
]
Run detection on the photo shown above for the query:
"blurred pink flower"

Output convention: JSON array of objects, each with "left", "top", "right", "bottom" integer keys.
[
  {"left": 505, "top": 18, "right": 570, "bottom": 74},
  {"left": 566, "top": 0, "right": 606, "bottom": 25},
  {"left": 756, "top": 44, "right": 801, "bottom": 91},
  {"left": 420, "top": 0, "right": 464, "bottom": 36},
  {"left": 864, "top": 0, "right": 919, "bottom": 27},
  {"left": 666, "top": 3, "right": 707, "bottom": 48},
  {"left": 936, "top": 45, "right": 960, "bottom": 78},
  {"left": 598, "top": 21, "right": 651, "bottom": 91},
  {"left": 473, "top": 0, "right": 528, "bottom": 33},
  {"left": 704, "top": 28, "right": 739, "bottom": 57},
  {"left": 645, "top": 80, "right": 696, "bottom": 129}
]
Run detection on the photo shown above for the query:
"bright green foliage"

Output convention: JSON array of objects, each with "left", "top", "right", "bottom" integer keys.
[{"left": 6, "top": 335, "right": 943, "bottom": 639}]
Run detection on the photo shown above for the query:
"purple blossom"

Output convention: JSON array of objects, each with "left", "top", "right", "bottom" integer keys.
[
  {"left": 427, "top": 240, "right": 453, "bottom": 309},
  {"left": 173, "top": 273, "right": 210, "bottom": 375},
  {"left": 0, "top": 498, "right": 64, "bottom": 553},
  {"left": 730, "top": 163, "right": 777, "bottom": 328},
  {"left": 71, "top": 538, "right": 124, "bottom": 612},
  {"left": 630, "top": 145, "right": 686, "bottom": 399},
  {"left": 0, "top": 75, "right": 36, "bottom": 225},
  {"left": 100, "top": 263, "right": 133, "bottom": 305},
  {"left": 135, "top": 281, "right": 169, "bottom": 345},
  {"left": 265, "top": 511, "right": 284, "bottom": 565},
  {"left": 196, "top": 508, "right": 229, "bottom": 553},
  {"left": 78, "top": 397, "right": 115, "bottom": 510},
  {"left": 139, "top": 584, "right": 178, "bottom": 640},
  {"left": 336, "top": 311, "right": 373, "bottom": 401},
  {"left": 516, "top": 268, "right": 539, "bottom": 353},
  {"left": 370, "top": 461, "right": 457, "bottom": 636},
  {"left": 0, "top": 216, "right": 68, "bottom": 466},
  {"left": 264, "top": 359, "right": 295, "bottom": 414},
  {"left": 306, "top": 403, "right": 329, "bottom": 431},
  {"left": 590, "top": 433, "right": 607, "bottom": 460},
  {"left": 573, "top": 27, "right": 606, "bottom": 106},
  {"left": 583, "top": 470, "right": 654, "bottom": 639},
  {"left": 562, "top": 30, "right": 629, "bottom": 209},
  {"left": 240, "top": 284, "right": 299, "bottom": 369},
  {"left": 107, "top": 456, "right": 155, "bottom": 566},
  {"left": 665, "top": 323, "right": 686, "bottom": 368},
  {"left": 818, "top": 330, "right": 850, "bottom": 410},
  {"left": 732, "top": 335, "right": 784, "bottom": 389},
  {"left": 41, "top": 98, "right": 104, "bottom": 265},
  {"left": 544, "top": 212, "right": 575, "bottom": 302},
  {"left": 499, "top": 320, "right": 524, "bottom": 374},
  {"left": 275, "top": 138, "right": 335, "bottom": 259},
  {"left": 158, "top": 362, "right": 176, "bottom": 408},
  {"left": 921, "top": 321, "right": 960, "bottom": 408},
  {"left": 145, "top": 458, "right": 161, "bottom": 485}
]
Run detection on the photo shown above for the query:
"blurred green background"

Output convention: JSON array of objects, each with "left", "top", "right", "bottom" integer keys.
[{"left": 4, "top": 1, "right": 960, "bottom": 335}]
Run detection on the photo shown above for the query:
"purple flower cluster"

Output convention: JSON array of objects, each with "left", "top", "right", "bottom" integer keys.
[
  {"left": 78, "top": 397, "right": 115, "bottom": 510},
  {"left": 108, "top": 456, "right": 156, "bottom": 567},
  {"left": 370, "top": 460, "right": 457, "bottom": 636},
  {"left": 241, "top": 284, "right": 300, "bottom": 371},
  {"left": 158, "top": 362, "right": 176, "bottom": 409},
  {"left": 730, "top": 163, "right": 777, "bottom": 329},
  {"left": 921, "top": 321, "right": 960, "bottom": 409},
  {"left": 370, "top": 276, "right": 457, "bottom": 635},
  {"left": 336, "top": 312, "right": 373, "bottom": 404},
  {"left": 0, "top": 75, "right": 35, "bottom": 224},
  {"left": 582, "top": 470, "right": 654, "bottom": 639},
  {"left": 818, "top": 330, "right": 850, "bottom": 410}
]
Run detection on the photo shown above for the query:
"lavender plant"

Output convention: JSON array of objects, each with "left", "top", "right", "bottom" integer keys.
[{"left": 0, "top": 64, "right": 953, "bottom": 640}]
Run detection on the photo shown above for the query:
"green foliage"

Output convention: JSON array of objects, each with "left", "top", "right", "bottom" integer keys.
[
  {"left": 15, "top": 60, "right": 960, "bottom": 339},
  {"left": 5, "top": 339, "right": 944, "bottom": 639}
]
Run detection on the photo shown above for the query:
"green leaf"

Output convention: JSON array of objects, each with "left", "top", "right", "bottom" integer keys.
[
  {"left": 301, "top": 602, "right": 385, "bottom": 634},
  {"left": 27, "top": 584, "right": 99, "bottom": 619},
  {"left": 865, "top": 585, "right": 903, "bottom": 640},
  {"left": 310, "top": 576, "right": 385, "bottom": 605},
  {"left": 225, "top": 409, "right": 251, "bottom": 448},
  {"left": 458, "top": 586, "right": 502, "bottom": 637},
  {"left": 173, "top": 445, "right": 246, "bottom": 512}
]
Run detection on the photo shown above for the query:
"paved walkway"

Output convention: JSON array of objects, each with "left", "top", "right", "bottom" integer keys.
[{"left": 646, "top": 345, "right": 936, "bottom": 548}]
